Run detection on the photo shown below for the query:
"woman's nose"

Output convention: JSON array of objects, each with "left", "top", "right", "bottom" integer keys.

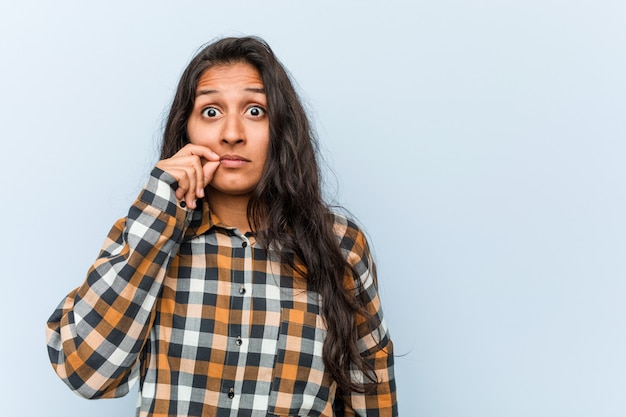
[{"left": 221, "top": 114, "right": 245, "bottom": 145}]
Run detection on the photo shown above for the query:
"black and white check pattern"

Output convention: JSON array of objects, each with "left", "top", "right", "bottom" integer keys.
[{"left": 47, "top": 168, "right": 397, "bottom": 416}]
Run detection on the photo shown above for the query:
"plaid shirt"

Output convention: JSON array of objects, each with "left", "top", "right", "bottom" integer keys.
[{"left": 46, "top": 168, "right": 397, "bottom": 417}]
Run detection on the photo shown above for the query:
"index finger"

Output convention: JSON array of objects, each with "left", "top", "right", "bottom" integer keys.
[{"left": 178, "top": 144, "right": 220, "bottom": 162}]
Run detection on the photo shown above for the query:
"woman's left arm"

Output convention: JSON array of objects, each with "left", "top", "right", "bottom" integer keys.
[{"left": 336, "top": 218, "right": 399, "bottom": 417}]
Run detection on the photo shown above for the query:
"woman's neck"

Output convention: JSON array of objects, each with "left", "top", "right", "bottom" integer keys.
[{"left": 205, "top": 188, "right": 252, "bottom": 233}]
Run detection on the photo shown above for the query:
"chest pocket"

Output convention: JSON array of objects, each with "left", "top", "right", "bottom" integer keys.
[{"left": 267, "top": 308, "right": 333, "bottom": 416}]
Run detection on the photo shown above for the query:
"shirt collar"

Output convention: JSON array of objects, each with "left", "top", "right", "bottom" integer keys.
[
  {"left": 184, "top": 198, "right": 217, "bottom": 239},
  {"left": 183, "top": 197, "right": 244, "bottom": 240}
]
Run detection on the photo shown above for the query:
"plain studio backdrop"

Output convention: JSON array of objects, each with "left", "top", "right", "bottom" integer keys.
[{"left": 1, "top": 1, "right": 625, "bottom": 416}]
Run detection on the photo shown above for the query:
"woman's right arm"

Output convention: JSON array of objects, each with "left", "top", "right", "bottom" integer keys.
[
  {"left": 45, "top": 167, "right": 193, "bottom": 399},
  {"left": 46, "top": 145, "right": 218, "bottom": 398}
]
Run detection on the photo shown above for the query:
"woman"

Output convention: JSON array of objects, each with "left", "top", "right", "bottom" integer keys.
[{"left": 46, "top": 36, "right": 397, "bottom": 417}]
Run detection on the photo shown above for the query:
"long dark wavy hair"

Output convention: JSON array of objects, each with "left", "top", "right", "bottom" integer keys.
[{"left": 160, "top": 36, "right": 378, "bottom": 393}]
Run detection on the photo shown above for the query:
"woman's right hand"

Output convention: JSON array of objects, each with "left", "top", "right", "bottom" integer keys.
[{"left": 155, "top": 144, "right": 221, "bottom": 209}]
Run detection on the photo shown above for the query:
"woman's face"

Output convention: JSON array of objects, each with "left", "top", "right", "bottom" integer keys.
[{"left": 186, "top": 62, "right": 270, "bottom": 198}]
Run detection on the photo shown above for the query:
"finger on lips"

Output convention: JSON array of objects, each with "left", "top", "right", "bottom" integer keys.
[{"left": 155, "top": 144, "right": 222, "bottom": 210}]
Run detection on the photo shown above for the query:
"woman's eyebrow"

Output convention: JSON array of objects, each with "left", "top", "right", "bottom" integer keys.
[
  {"left": 196, "top": 89, "right": 217, "bottom": 96},
  {"left": 195, "top": 87, "right": 266, "bottom": 97}
]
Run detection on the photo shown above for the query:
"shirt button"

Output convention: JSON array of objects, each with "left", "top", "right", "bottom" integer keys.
[
  {"left": 241, "top": 241, "right": 248, "bottom": 248},
  {"left": 236, "top": 336, "right": 243, "bottom": 346},
  {"left": 228, "top": 388, "right": 235, "bottom": 399},
  {"left": 239, "top": 286, "right": 246, "bottom": 295}
]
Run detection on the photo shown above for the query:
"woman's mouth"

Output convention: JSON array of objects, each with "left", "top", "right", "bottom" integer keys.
[{"left": 219, "top": 154, "right": 250, "bottom": 168}]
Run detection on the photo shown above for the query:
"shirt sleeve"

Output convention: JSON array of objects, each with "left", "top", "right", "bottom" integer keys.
[
  {"left": 45, "top": 168, "right": 192, "bottom": 399},
  {"left": 336, "top": 218, "right": 399, "bottom": 417}
]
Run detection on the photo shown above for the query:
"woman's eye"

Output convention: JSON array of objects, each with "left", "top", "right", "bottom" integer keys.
[
  {"left": 201, "top": 107, "right": 221, "bottom": 118},
  {"left": 246, "top": 106, "right": 266, "bottom": 117}
]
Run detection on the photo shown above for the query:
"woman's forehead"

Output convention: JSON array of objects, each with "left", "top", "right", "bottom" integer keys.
[{"left": 196, "top": 62, "right": 263, "bottom": 92}]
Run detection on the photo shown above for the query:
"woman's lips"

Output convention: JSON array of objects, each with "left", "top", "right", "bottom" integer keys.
[{"left": 219, "top": 154, "right": 250, "bottom": 168}]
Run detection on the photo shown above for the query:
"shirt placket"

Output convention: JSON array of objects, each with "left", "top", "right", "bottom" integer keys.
[{"left": 220, "top": 232, "right": 253, "bottom": 411}]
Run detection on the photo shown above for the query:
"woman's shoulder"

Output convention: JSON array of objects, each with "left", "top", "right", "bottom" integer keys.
[
  {"left": 330, "top": 210, "right": 363, "bottom": 237},
  {"left": 329, "top": 211, "right": 377, "bottom": 287},
  {"left": 329, "top": 211, "right": 371, "bottom": 257}
]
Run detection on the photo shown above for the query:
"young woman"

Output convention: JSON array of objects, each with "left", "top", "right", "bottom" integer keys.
[{"left": 46, "top": 36, "right": 397, "bottom": 417}]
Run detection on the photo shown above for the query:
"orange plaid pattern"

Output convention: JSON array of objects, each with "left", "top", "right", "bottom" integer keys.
[{"left": 46, "top": 168, "right": 397, "bottom": 416}]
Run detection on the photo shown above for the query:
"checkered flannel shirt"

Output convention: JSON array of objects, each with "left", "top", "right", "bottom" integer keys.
[{"left": 46, "top": 168, "right": 397, "bottom": 417}]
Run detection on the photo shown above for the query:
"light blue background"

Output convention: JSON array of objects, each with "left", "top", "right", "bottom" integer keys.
[{"left": 1, "top": 0, "right": 625, "bottom": 416}]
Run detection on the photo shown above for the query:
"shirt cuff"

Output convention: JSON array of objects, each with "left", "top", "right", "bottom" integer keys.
[{"left": 138, "top": 167, "right": 186, "bottom": 217}]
